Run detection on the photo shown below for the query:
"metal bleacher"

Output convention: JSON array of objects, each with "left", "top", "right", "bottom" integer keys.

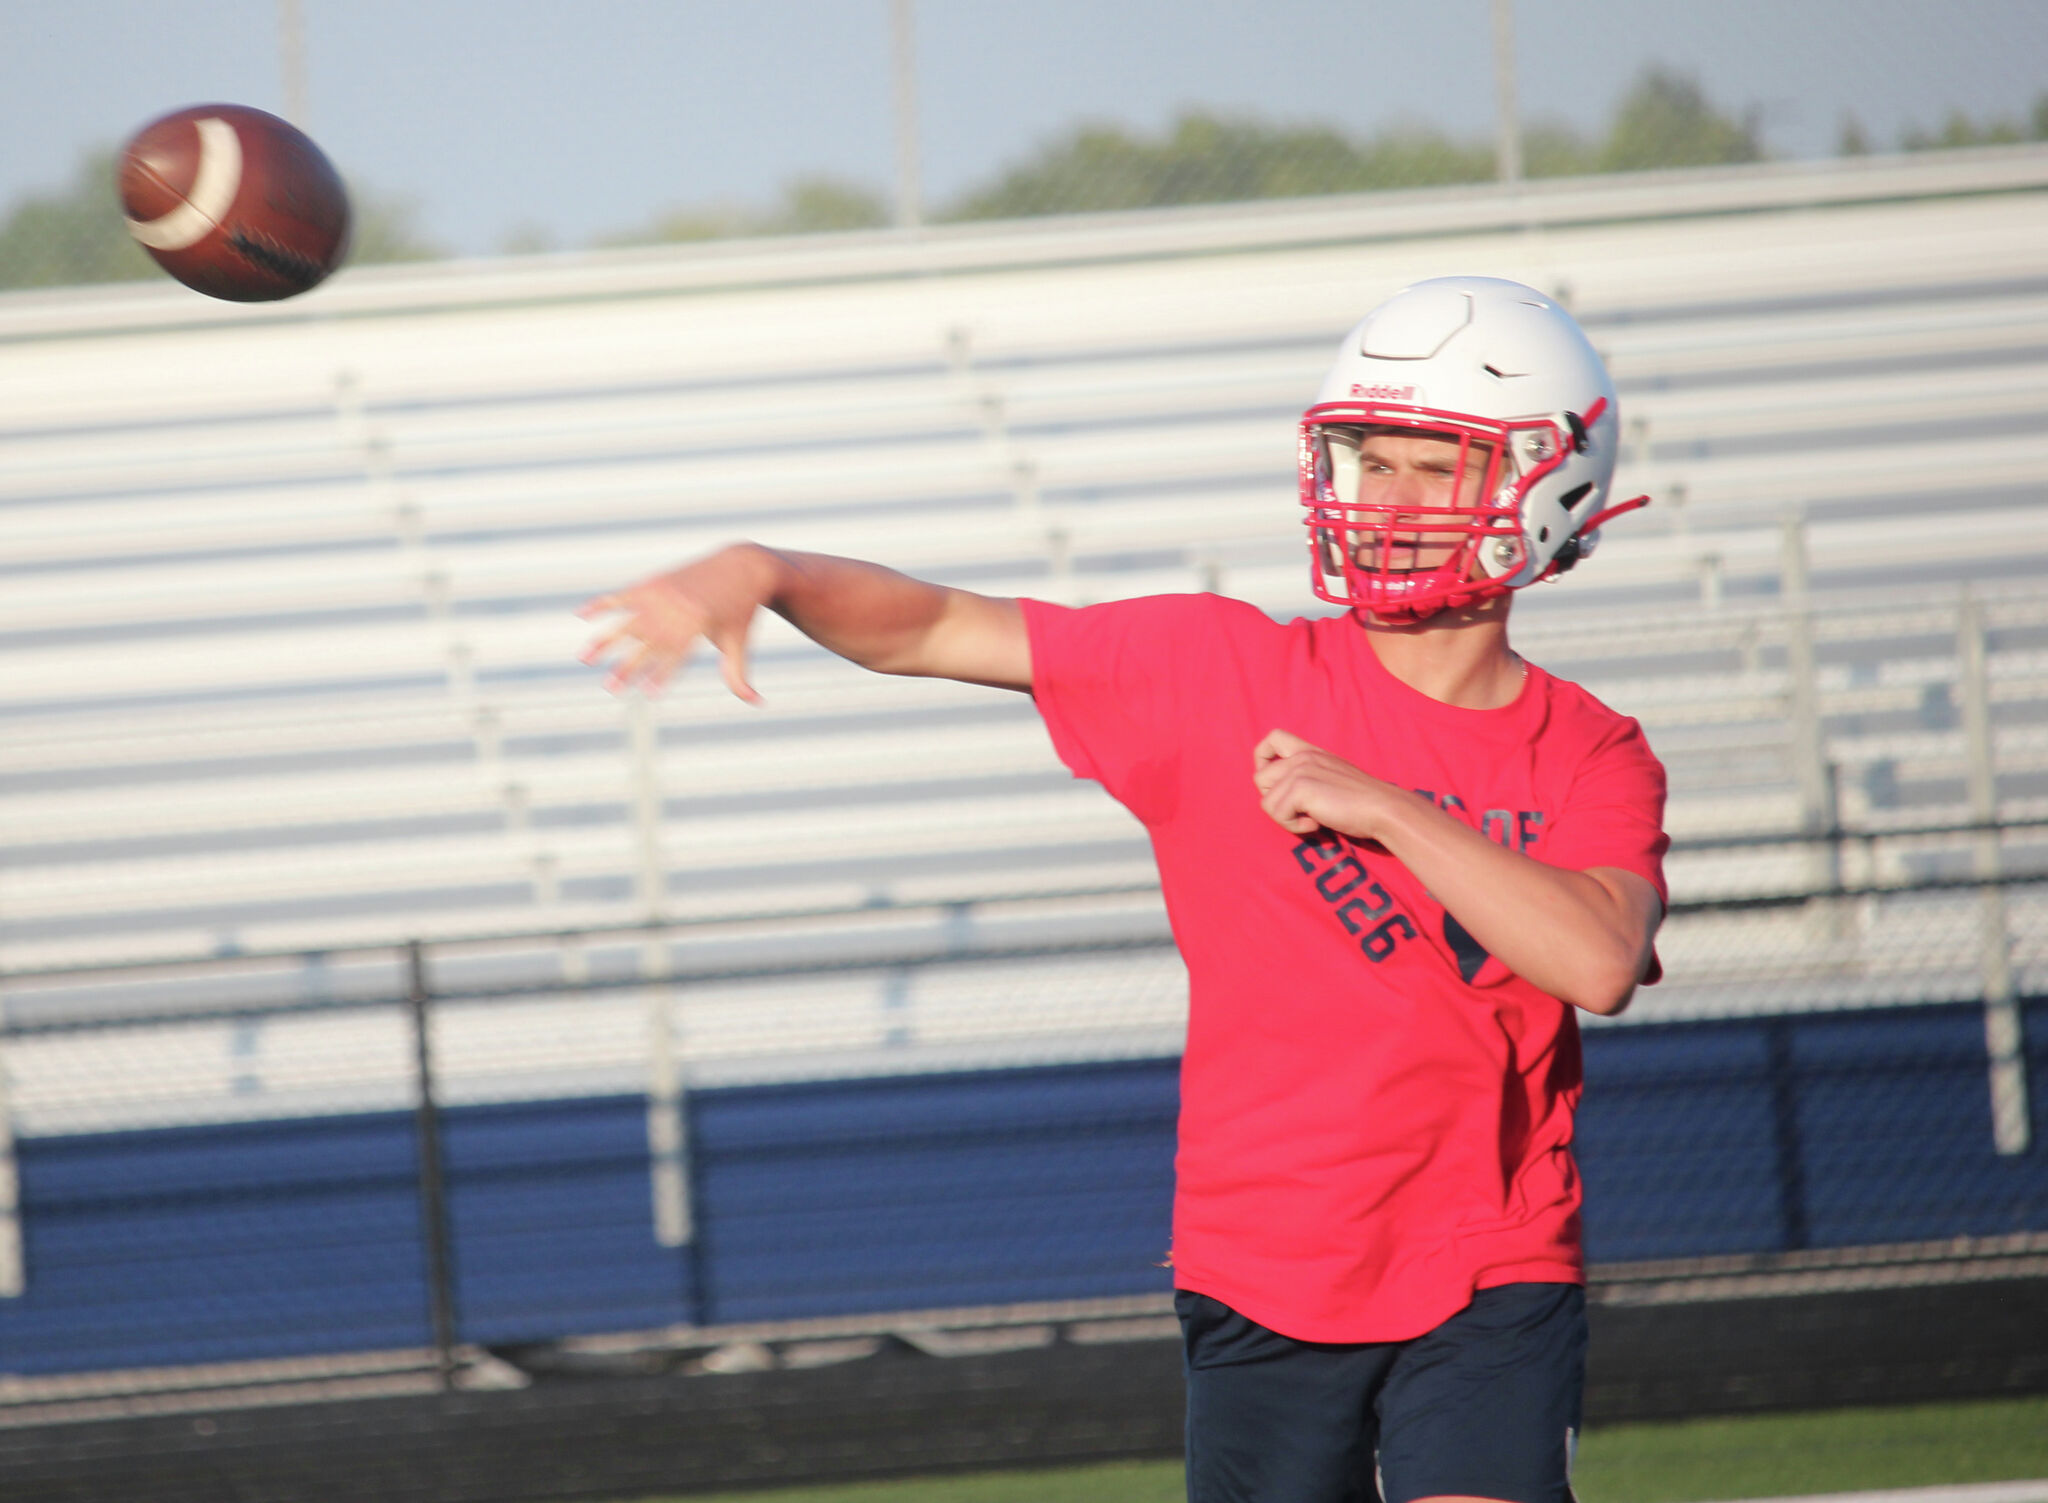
[{"left": 2, "top": 144, "right": 2048, "bottom": 1132}]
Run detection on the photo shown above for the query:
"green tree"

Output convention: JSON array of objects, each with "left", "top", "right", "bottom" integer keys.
[
  {"left": 599, "top": 173, "right": 886, "bottom": 246},
  {"left": 343, "top": 186, "right": 446, "bottom": 263},
  {"left": 1334, "top": 125, "right": 1496, "bottom": 195},
  {"left": 498, "top": 221, "right": 560, "bottom": 255},
  {"left": 763, "top": 175, "right": 888, "bottom": 233},
  {"left": 940, "top": 70, "right": 1770, "bottom": 223},
  {"left": 597, "top": 202, "right": 749, "bottom": 246},
  {"left": 1520, "top": 122, "right": 1597, "bottom": 179},
  {"left": 1597, "top": 69, "right": 1763, "bottom": 171},
  {"left": 945, "top": 111, "right": 1493, "bottom": 221},
  {"left": 0, "top": 152, "right": 155, "bottom": 290},
  {"left": 1901, "top": 107, "right": 2029, "bottom": 150}
]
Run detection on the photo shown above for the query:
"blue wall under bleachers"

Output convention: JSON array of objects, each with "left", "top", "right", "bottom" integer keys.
[{"left": 5, "top": 999, "right": 2046, "bottom": 1377}]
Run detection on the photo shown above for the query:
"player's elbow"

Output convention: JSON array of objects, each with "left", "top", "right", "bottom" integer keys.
[
  {"left": 1562, "top": 945, "right": 1645, "bottom": 1016},
  {"left": 1563, "top": 871, "right": 1660, "bottom": 1016},
  {"left": 1572, "top": 976, "right": 1636, "bottom": 1017}
]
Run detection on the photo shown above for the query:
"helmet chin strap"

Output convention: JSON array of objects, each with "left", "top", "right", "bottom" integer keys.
[{"left": 1576, "top": 494, "right": 1650, "bottom": 533}]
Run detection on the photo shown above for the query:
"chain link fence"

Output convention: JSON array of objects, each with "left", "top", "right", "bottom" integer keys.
[{"left": 1, "top": 826, "right": 2044, "bottom": 1405}]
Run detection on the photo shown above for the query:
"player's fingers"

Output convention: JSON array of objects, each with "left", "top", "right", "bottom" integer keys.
[
  {"left": 713, "top": 630, "right": 761, "bottom": 705},
  {"left": 1258, "top": 774, "right": 1301, "bottom": 825},
  {"left": 578, "top": 623, "right": 634, "bottom": 666},
  {"left": 1261, "top": 798, "right": 1318, "bottom": 836},
  {"left": 575, "top": 592, "right": 626, "bottom": 620},
  {"left": 604, "top": 641, "right": 661, "bottom": 694},
  {"left": 1253, "top": 746, "right": 1316, "bottom": 793},
  {"left": 1259, "top": 728, "right": 1312, "bottom": 761},
  {"left": 641, "top": 647, "right": 688, "bottom": 695},
  {"left": 1254, "top": 756, "right": 1295, "bottom": 797}
]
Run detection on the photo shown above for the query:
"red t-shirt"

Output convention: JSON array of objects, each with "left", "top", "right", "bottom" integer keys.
[{"left": 1022, "top": 593, "right": 1669, "bottom": 1343}]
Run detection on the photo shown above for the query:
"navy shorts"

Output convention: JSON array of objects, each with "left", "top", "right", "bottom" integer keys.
[{"left": 1177, "top": 1283, "right": 1585, "bottom": 1503}]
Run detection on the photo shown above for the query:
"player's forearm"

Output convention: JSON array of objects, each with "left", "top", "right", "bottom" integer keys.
[
  {"left": 753, "top": 545, "right": 1028, "bottom": 688},
  {"left": 1373, "top": 796, "right": 1652, "bottom": 1014},
  {"left": 751, "top": 545, "right": 947, "bottom": 673}
]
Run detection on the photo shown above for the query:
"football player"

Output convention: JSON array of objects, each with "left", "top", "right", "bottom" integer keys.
[{"left": 580, "top": 277, "right": 1669, "bottom": 1503}]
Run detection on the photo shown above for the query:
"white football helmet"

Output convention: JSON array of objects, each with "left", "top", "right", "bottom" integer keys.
[{"left": 1299, "top": 276, "right": 1648, "bottom": 621}]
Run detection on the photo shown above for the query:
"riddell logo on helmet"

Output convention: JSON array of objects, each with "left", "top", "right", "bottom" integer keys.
[{"left": 1350, "top": 383, "right": 1420, "bottom": 402}]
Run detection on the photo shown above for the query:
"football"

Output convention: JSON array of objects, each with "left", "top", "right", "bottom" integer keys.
[{"left": 118, "top": 103, "right": 350, "bottom": 302}]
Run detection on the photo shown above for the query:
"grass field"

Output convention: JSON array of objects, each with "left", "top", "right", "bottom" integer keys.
[{"left": 645, "top": 1393, "right": 2048, "bottom": 1503}]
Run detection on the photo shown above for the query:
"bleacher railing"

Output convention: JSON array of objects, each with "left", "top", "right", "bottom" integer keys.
[{"left": 1, "top": 819, "right": 2043, "bottom": 1405}]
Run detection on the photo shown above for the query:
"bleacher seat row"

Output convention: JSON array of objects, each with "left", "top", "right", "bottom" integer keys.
[{"left": 0, "top": 147, "right": 2045, "bottom": 1115}]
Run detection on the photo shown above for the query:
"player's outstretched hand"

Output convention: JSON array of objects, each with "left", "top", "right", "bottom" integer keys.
[
  {"left": 577, "top": 544, "right": 777, "bottom": 700},
  {"left": 1252, "top": 729, "right": 1397, "bottom": 839}
]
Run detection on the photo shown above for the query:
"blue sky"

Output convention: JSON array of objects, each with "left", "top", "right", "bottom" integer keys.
[{"left": 7, "top": 0, "right": 2045, "bottom": 256}]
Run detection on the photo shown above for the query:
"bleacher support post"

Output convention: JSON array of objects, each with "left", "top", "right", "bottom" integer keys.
[
  {"left": 1780, "top": 514, "right": 1841, "bottom": 928},
  {"left": 1958, "top": 590, "right": 2030, "bottom": 1154},
  {"left": 0, "top": 987, "right": 21, "bottom": 1298},
  {"left": 628, "top": 697, "right": 695, "bottom": 1257},
  {"left": 406, "top": 940, "right": 461, "bottom": 1389},
  {"left": 1697, "top": 550, "right": 1723, "bottom": 611},
  {"left": 1763, "top": 1014, "right": 1810, "bottom": 1250},
  {"left": 641, "top": 936, "right": 693, "bottom": 1255}
]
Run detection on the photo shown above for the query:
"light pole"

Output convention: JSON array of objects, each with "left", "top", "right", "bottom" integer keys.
[
  {"left": 1491, "top": 0, "right": 1522, "bottom": 187},
  {"left": 891, "top": 0, "right": 924, "bottom": 229},
  {"left": 279, "top": 0, "right": 310, "bottom": 127}
]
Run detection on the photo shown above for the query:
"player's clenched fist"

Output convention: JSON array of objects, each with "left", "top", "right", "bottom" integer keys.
[
  {"left": 577, "top": 543, "right": 777, "bottom": 700},
  {"left": 1252, "top": 728, "right": 1399, "bottom": 840}
]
